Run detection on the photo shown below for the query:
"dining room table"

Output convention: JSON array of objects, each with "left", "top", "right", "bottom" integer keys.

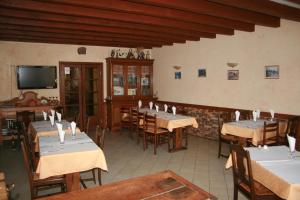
[
  {"left": 226, "top": 145, "right": 300, "bottom": 200},
  {"left": 35, "top": 132, "right": 107, "bottom": 191},
  {"left": 139, "top": 108, "right": 198, "bottom": 152},
  {"left": 39, "top": 170, "right": 216, "bottom": 200},
  {"left": 221, "top": 119, "right": 287, "bottom": 146}
]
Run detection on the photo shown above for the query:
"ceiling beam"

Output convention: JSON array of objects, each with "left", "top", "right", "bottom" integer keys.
[
  {"left": 45, "top": 0, "right": 254, "bottom": 32},
  {"left": 0, "top": 24, "right": 186, "bottom": 44},
  {"left": 0, "top": 34, "right": 158, "bottom": 48},
  {"left": 0, "top": 17, "right": 203, "bottom": 41},
  {"left": 0, "top": 0, "right": 234, "bottom": 35},
  {"left": 131, "top": 0, "right": 280, "bottom": 27},
  {"left": 208, "top": 0, "right": 300, "bottom": 22}
]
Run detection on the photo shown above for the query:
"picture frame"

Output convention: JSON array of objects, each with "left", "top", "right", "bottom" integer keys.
[
  {"left": 265, "top": 65, "right": 279, "bottom": 79},
  {"left": 175, "top": 71, "right": 181, "bottom": 79},
  {"left": 227, "top": 70, "right": 239, "bottom": 80},
  {"left": 198, "top": 69, "right": 206, "bottom": 77}
]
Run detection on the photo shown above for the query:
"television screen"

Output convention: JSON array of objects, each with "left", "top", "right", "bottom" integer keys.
[{"left": 17, "top": 66, "right": 57, "bottom": 89}]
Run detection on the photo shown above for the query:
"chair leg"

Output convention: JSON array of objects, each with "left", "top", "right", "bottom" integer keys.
[
  {"left": 97, "top": 168, "right": 102, "bottom": 185},
  {"left": 143, "top": 132, "right": 147, "bottom": 150},
  {"left": 136, "top": 127, "right": 140, "bottom": 144},
  {"left": 80, "top": 179, "right": 87, "bottom": 189},
  {"left": 233, "top": 185, "right": 238, "bottom": 200},
  {"left": 92, "top": 169, "right": 96, "bottom": 184},
  {"left": 154, "top": 134, "right": 157, "bottom": 155},
  {"left": 218, "top": 140, "right": 222, "bottom": 158}
]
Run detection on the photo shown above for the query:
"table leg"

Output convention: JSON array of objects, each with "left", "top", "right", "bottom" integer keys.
[
  {"left": 170, "top": 128, "right": 187, "bottom": 152},
  {"left": 65, "top": 172, "right": 81, "bottom": 191}
]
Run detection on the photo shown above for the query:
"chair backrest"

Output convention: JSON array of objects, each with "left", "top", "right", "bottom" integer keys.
[
  {"left": 20, "top": 141, "right": 34, "bottom": 198},
  {"left": 20, "top": 122, "right": 35, "bottom": 169},
  {"left": 86, "top": 116, "right": 91, "bottom": 134},
  {"left": 95, "top": 125, "right": 106, "bottom": 150},
  {"left": 218, "top": 112, "right": 232, "bottom": 134},
  {"left": 230, "top": 144, "right": 255, "bottom": 200},
  {"left": 130, "top": 107, "right": 139, "bottom": 123},
  {"left": 240, "top": 111, "right": 250, "bottom": 120},
  {"left": 286, "top": 116, "right": 299, "bottom": 137},
  {"left": 16, "top": 111, "right": 35, "bottom": 129},
  {"left": 137, "top": 111, "right": 145, "bottom": 129},
  {"left": 144, "top": 112, "right": 157, "bottom": 133},
  {"left": 263, "top": 121, "right": 279, "bottom": 145}
]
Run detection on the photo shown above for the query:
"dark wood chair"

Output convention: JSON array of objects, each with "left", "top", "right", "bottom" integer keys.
[
  {"left": 143, "top": 112, "right": 170, "bottom": 155},
  {"left": 230, "top": 144, "right": 281, "bottom": 200},
  {"left": 21, "top": 141, "right": 66, "bottom": 199},
  {"left": 130, "top": 108, "right": 145, "bottom": 144},
  {"left": 239, "top": 110, "right": 250, "bottom": 120},
  {"left": 279, "top": 117, "right": 299, "bottom": 145},
  {"left": 80, "top": 125, "right": 106, "bottom": 188},
  {"left": 16, "top": 111, "right": 35, "bottom": 130},
  {"left": 218, "top": 112, "right": 237, "bottom": 158},
  {"left": 259, "top": 121, "right": 279, "bottom": 146}
]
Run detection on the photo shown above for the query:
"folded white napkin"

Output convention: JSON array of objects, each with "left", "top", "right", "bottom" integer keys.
[
  {"left": 270, "top": 109, "right": 275, "bottom": 121},
  {"left": 49, "top": 115, "right": 55, "bottom": 126},
  {"left": 56, "top": 123, "right": 63, "bottom": 132},
  {"left": 149, "top": 101, "right": 153, "bottom": 110},
  {"left": 138, "top": 100, "right": 142, "bottom": 109},
  {"left": 164, "top": 104, "right": 168, "bottom": 112},
  {"left": 235, "top": 110, "right": 240, "bottom": 122},
  {"left": 70, "top": 121, "right": 76, "bottom": 136},
  {"left": 50, "top": 109, "right": 55, "bottom": 117},
  {"left": 172, "top": 106, "right": 176, "bottom": 115},
  {"left": 56, "top": 112, "right": 62, "bottom": 122},
  {"left": 155, "top": 105, "right": 159, "bottom": 112},
  {"left": 42, "top": 111, "right": 47, "bottom": 121},
  {"left": 58, "top": 130, "right": 65, "bottom": 144},
  {"left": 287, "top": 134, "right": 296, "bottom": 152},
  {"left": 256, "top": 109, "right": 260, "bottom": 119},
  {"left": 252, "top": 111, "right": 257, "bottom": 121}
]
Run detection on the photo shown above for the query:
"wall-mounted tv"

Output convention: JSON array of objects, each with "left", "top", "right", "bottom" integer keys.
[{"left": 17, "top": 65, "right": 57, "bottom": 89}]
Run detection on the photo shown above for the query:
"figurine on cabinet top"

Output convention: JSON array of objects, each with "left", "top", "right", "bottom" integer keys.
[{"left": 126, "top": 48, "right": 135, "bottom": 59}]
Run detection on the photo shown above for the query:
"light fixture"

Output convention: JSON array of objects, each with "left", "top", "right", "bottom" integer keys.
[
  {"left": 173, "top": 66, "right": 182, "bottom": 70},
  {"left": 227, "top": 62, "right": 238, "bottom": 68}
]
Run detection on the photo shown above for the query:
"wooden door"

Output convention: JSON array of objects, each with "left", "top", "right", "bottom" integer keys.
[{"left": 59, "top": 62, "right": 103, "bottom": 131}]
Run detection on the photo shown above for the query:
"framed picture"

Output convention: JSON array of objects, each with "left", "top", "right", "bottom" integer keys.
[
  {"left": 175, "top": 71, "right": 181, "bottom": 79},
  {"left": 265, "top": 65, "right": 279, "bottom": 79},
  {"left": 228, "top": 70, "right": 239, "bottom": 80},
  {"left": 198, "top": 69, "right": 206, "bottom": 77}
]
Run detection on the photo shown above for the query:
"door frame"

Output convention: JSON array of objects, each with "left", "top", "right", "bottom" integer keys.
[{"left": 59, "top": 61, "right": 104, "bottom": 130}]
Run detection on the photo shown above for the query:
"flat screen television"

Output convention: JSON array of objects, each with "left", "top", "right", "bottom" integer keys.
[{"left": 17, "top": 65, "right": 57, "bottom": 89}]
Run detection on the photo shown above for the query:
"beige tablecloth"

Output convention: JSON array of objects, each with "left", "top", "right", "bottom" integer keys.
[
  {"left": 139, "top": 108, "right": 198, "bottom": 132},
  {"left": 36, "top": 133, "right": 107, "bottom": 179},
  {"left": 221, "top": 119, "right": 286, "bottom": 146},
  {"left": 226, "top": 146, "right": 300, "bottom": 200}
]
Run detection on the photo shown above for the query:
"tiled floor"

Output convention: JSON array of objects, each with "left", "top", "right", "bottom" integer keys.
[{"left": 0, "top": 130, "right": 248, "bottom": 200}]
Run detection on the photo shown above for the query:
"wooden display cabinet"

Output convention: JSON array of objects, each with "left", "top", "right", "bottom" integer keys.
[{"left": 106, "top": 58, "right": 156, "bottom": 131}]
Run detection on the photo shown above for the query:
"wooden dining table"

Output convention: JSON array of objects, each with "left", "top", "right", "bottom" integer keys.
[
  {"left": 139, "top": 108, "right": 198, "bottom": 152},
  {"left": 226, "top": 146, "right": 300, "bottom": 200},
  {"left": 39, "top": 170, "right": 216, "bottom": 200},
  {"left": 221, "top": 119, "right": 287, "bottom": 146},
  {"left": 31, "top": 120, "right": 107, "bottom": 192}
]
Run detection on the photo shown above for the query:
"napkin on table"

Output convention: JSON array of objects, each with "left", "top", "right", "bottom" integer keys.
[
  {"left": 70, "top": 121, "right": 76, "bottom": 136},
  {"left": 138, "top": 100, "right": 142, "bottom": 109},
  {"left": 155, "top": 105, "right": 159, "bottom": 112},
  {"left": 172, "top": 106, "right": 176, "bottom": 115},
  {"left": 235, "top": 110, "right": 240, "bottom": 122},
  {"left": 252, "top": 111, "right": 257, "bottom": 122},
  {"left": 50, "top": 109, "right": 55, "bottom": 117},
  {"left": 149, "top": 101, "right": 153, "bottom": 110},
  {"left": 58, "top": 130, "right": 65, "bottom": 144},
  {"left": 164, "top": 104, "right": 168, "bottom": 112},
  {"left": 42, "top": 111, "right": 47, "bottom": 121},
  {"left": 270, "top": 109, "right": 275, "bottom": 121},
  {"left": 256, "top": 109, "right": 260, "bottom": 119},
  {"left": 49, "top": 115, "right": 55, "bottom": 126},
  {"left": 56, "top": 112, "right": 62, "bottom": 122},
  {"left": 287, "top": 134, "right": 296, "bottom": 152}
]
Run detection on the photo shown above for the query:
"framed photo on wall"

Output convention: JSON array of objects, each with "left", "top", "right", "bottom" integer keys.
[
  {"left": 227, "top": 70, "right": 239, "bottom": 80},
  {"left": 175, "top": 71, "right": 181, "bottom": 79},
  {"left": 198, "top": 69, "right": 206, "bottom": 77},
  {"left": 265, "top": 65, "right": 279, "bottom": 79}
]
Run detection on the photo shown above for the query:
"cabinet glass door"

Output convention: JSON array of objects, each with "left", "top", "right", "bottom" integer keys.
[
  {"left": 112, "top": 65, "right": 124, "bottom": 96},
  {"left": 141, "top": 66, "right": 151, "bottom": 96},
  {"left": 127, "top": 65, "right": 137, "bottom": 96}
]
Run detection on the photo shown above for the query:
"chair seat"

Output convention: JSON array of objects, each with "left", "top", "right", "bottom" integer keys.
[
  {"left": 221, "top": 134, "right": 237, "bottom": 142},
  {"left": 33, "top": 173, "right": 65, "bottom": 186},
  {"left": 239, "top": 180, "right": 275, "bottom": 196},
  {"left": 144, "top": 127, "right": 169, "bottom": 134}
]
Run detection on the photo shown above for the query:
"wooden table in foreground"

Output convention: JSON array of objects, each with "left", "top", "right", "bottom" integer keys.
[
  {"left": 39, "top": 170, "right": 216, "bottom": 200},
  {"left": 139, "top": 108, "right": 198, "bottom": 152}
]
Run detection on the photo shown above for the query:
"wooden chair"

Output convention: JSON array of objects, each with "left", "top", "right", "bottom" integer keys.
[
  {"left": 231, "top": 144, "right": 281, "bottom": 200},
  {"left": 16, "top": 111, "right": 35, "bottom": 130},
  {"left": 130, "top": 108, "right": 144, "bottom": 144},
  {"left": 239, "top": 110, "right": 250, "bottom": 120},
  {"left": 21, "top": 141, "right": 66, "bottom": 199},
  {"left": 143, "top": 112, "right": 170, "bottom": 155},
  {"left": 279, "top": 117, "right": 299, "bottom": 145},
  {"left": 260, "top": 121, "right": 279, "bottom": 146},
  {"left": 218, "top": 112, "right": 237, "bottom": 158},
  {"left": 80, "top": 125, "right": 106, "bottom": 188}
]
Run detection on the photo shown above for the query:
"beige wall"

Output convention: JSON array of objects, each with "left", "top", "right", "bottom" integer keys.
[
  {"left": 0, "top": 42, "right": 130, "bottom": 101},
  {"left": 152, "top": 20, "right": 300, "bottom": 115}
]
